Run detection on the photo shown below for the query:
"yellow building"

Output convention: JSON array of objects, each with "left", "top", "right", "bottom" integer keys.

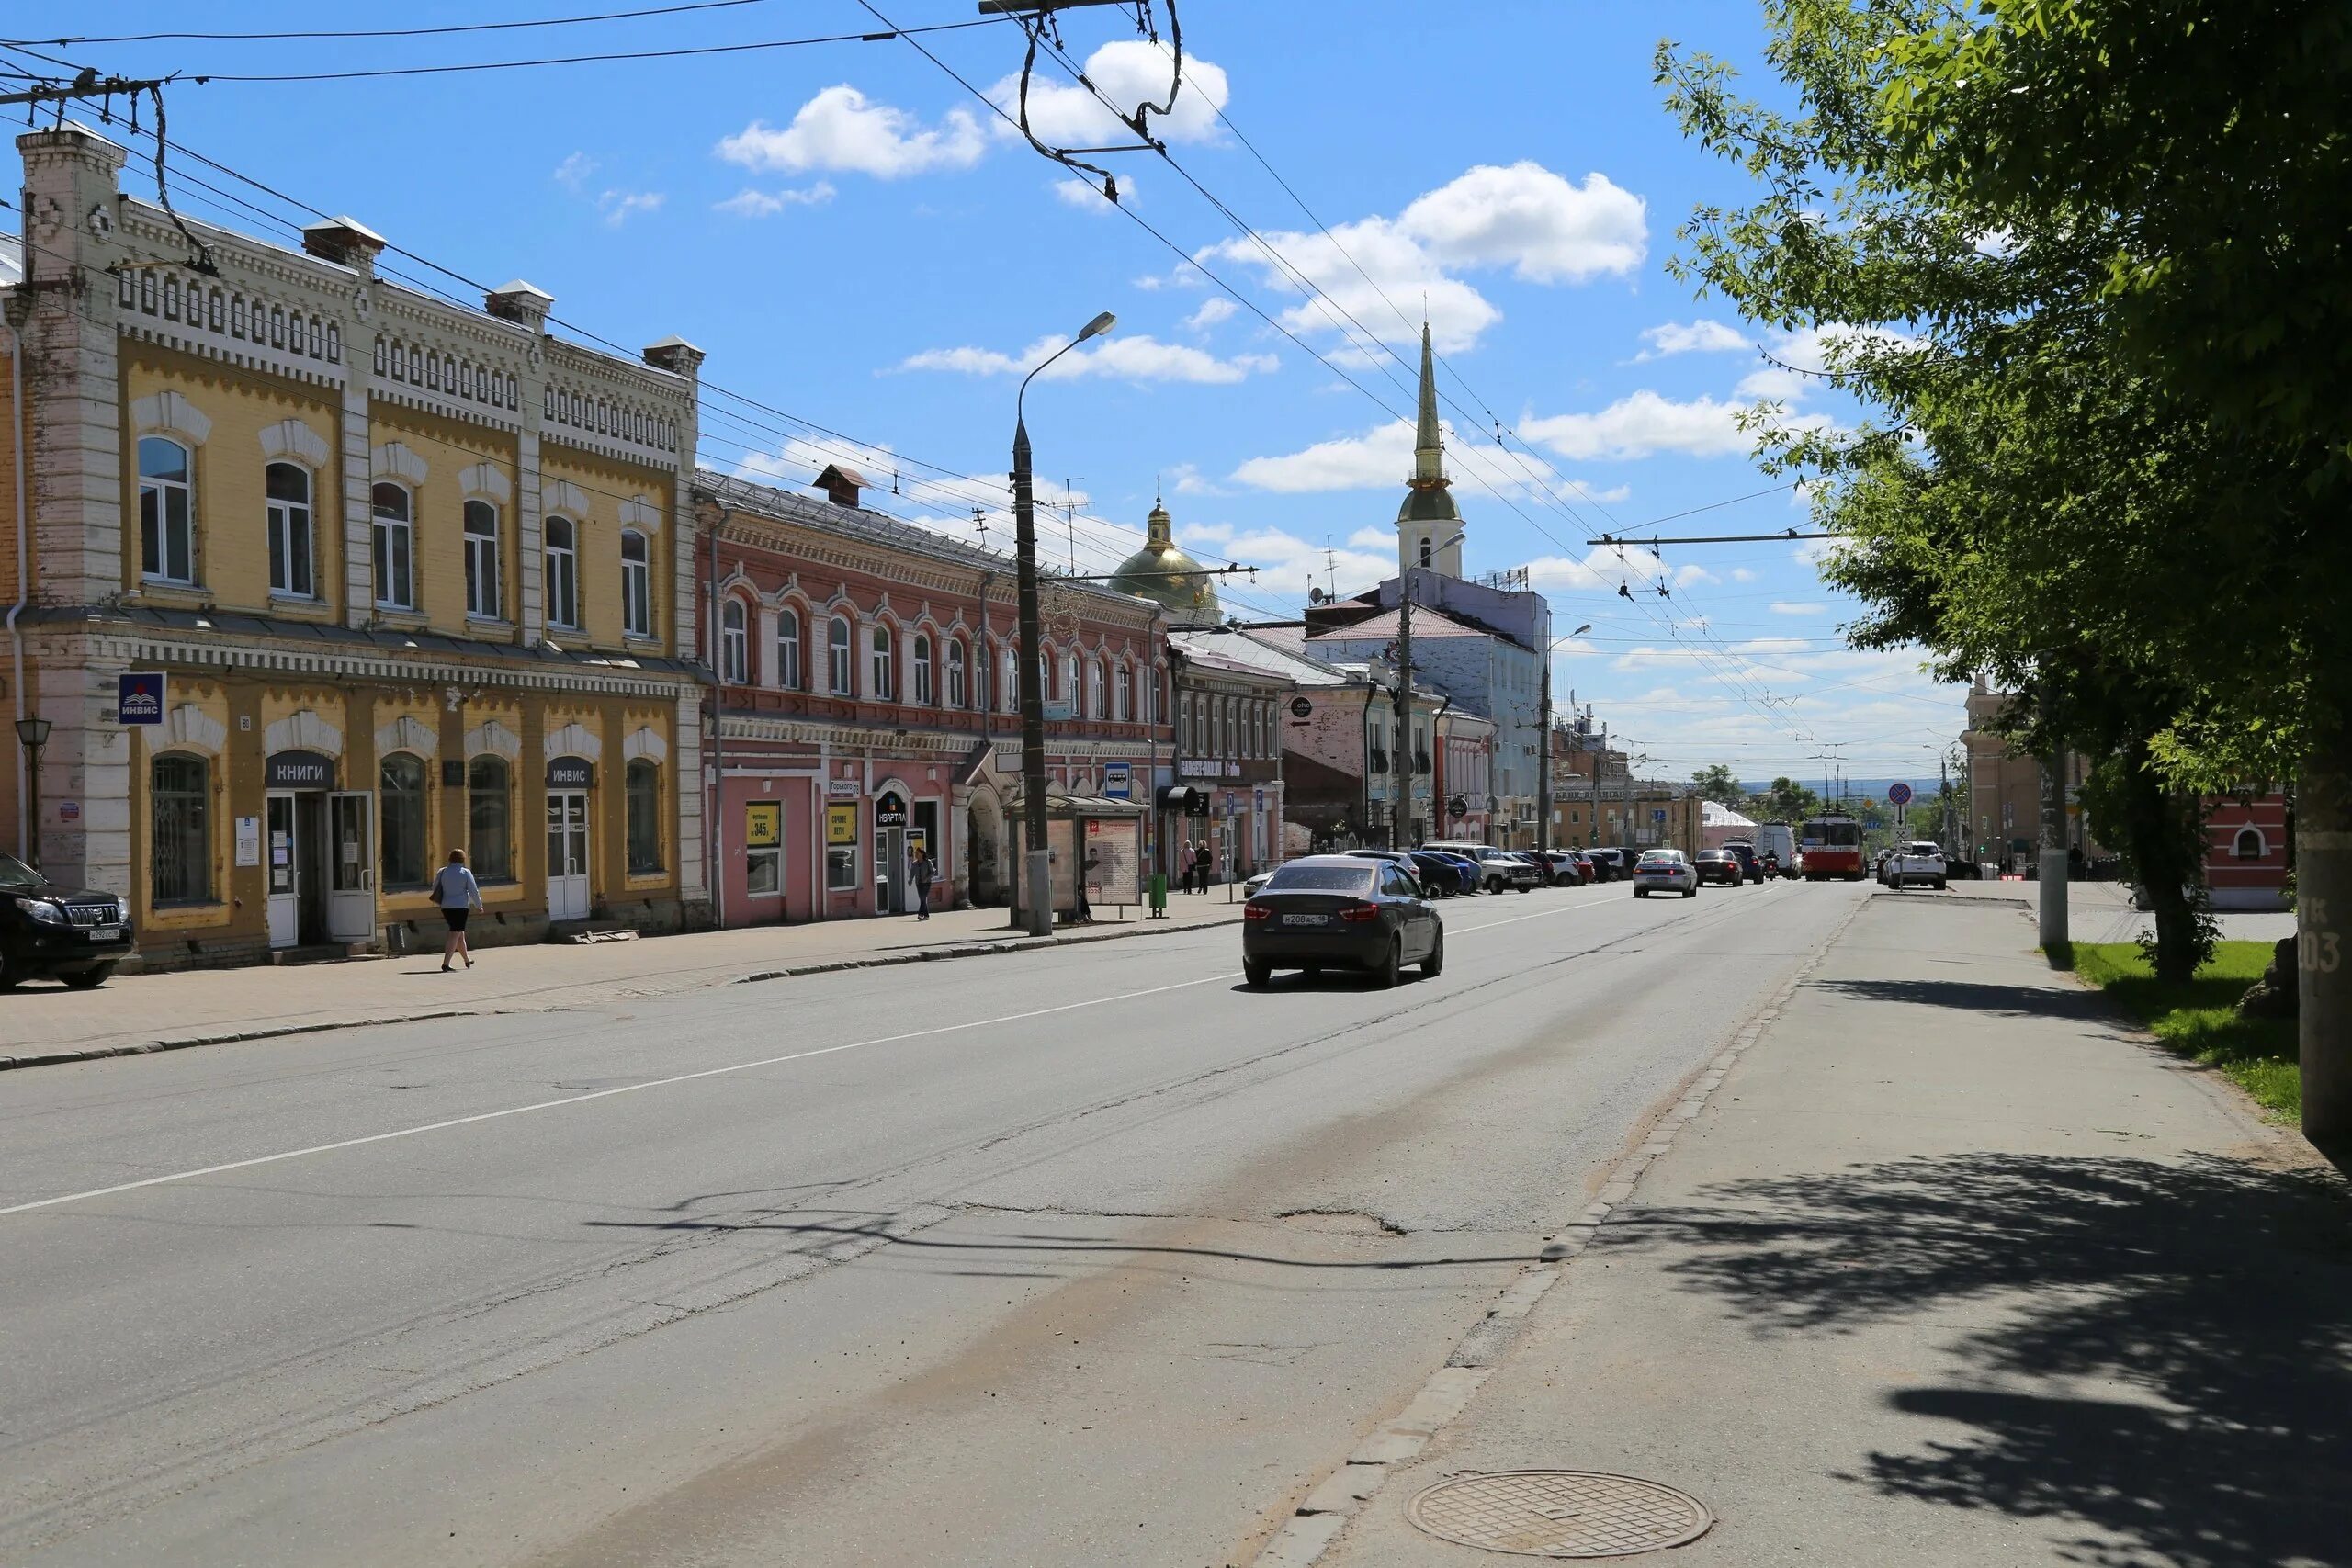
[{"left": 1, "top": 124, "right": 707, "bottom": 966}]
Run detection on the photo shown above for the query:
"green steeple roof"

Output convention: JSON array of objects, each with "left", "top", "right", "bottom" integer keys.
[{"left": 1397, "top": 321, "right": 1459, "bottom": 525}]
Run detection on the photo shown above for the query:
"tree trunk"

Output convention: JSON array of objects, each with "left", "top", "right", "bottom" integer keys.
[
  {"left": 2299, "top": 730, "right": 2352, "bottom": 1158},
  {"left": 2114, "top": 741, "right": 2205, "bottom": 983},
  {"left": 2038, "top": 760, "right": 2068, "bottom": 951}
]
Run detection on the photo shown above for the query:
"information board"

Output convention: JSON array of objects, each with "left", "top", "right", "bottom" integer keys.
[{"left": 1083, "top": 818, "right": 1141, "bottom": 908}]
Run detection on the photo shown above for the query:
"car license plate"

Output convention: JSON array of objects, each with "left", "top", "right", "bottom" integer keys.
[
  {"left": 89, "top": 925, "right": 121, "bottom": 941},
  {"left": 1281, "top": 913, "right": 1330, "bottom": 927}
]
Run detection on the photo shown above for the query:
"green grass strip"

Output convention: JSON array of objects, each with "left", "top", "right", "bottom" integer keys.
[{"left": 2061, "top": 942, "right": 2300, "bottom": 1120}]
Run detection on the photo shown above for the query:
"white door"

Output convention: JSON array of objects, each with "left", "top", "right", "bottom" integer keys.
[
  {"left": 547, "top": 790, "right": 590, "bottom": 921},
  {"left": 266, "top": 793, "right": 300, "bottom": 948},
  {"left": 326, "top": 792, "right": 375, "bottom": 942}
]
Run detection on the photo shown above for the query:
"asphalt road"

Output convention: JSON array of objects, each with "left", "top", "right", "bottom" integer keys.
[{"left": 1, "top": 875, "right": 1862, "bottom": 1567}]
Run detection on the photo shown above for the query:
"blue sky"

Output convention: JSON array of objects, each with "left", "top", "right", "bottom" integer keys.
[{"left": 10, "top": 0, "right": 1962, "bottom": 785}]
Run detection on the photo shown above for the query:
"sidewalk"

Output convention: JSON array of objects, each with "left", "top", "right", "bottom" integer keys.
[
  {"left": 1285, "top": 889, "right": 2351, "bottom": 1567},
  {"left": 0, "top": 892, "right": 1246, "bottom": 1070}
]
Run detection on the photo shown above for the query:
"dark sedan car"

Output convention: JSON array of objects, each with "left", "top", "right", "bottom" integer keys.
[
  {"left": 1, "top": 852, "right": 133, "bottom": 988},
  {"left": 1692, "top": 849, "right": 1745, "bottom": 886},
  {"left": 1243, "top": 855, "right": 1442, "bottom": 988},
  {"left": 1719, "top": 841, "right": 1765, "bottom": 885},
  {"left": 1344, "top": 848, "right": 1467, "bottom": 897},
  {"left": 1585, "top": 848, "right": 1626, "bottom": 883}
]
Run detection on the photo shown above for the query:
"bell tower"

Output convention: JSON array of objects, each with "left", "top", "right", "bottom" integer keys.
[{"left": 1395, "top": 321, "right": 1464, "bottom": 579}]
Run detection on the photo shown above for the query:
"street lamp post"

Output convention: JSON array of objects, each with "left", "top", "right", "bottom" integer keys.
[
  {"left": 1392, "top": 533, "right": 1463, "bottom": 851},
  {"left": 15, "top": 715, "right": 51, "bottom": 867},
  {"left": 1012, "top": 310, "right": 1115, "bottom": 937}
]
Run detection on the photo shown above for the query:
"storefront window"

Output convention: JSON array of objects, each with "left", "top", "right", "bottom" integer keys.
[
  {"left": 151, "top": 752, "right": 211, "bottom": 904},
  {"left": 379, "top": 752, "right": 428, "bottom": 889},
  {"left": 745, "top": 801, "right": 783, "bottom": 897},
  {"left": 827, "top": 844, "right": 859, "bottom": 890},
  {"left": 469, "top": 755, "right": 514, "bottom": 882},
  {"left": 626, "top": 759, "right": 663, "bottom": 874}
]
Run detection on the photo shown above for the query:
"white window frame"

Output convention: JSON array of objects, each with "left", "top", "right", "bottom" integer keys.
[
  {"left": 870, "top": 624, "right": 897, "bottom": 702},
  {"left": 721, "top": 599, "right": 750, "bottom": 684},
  {"left": 1114, "top": 664, "right": 1133, "bottom": 723},
  {"left": 1085, "top": 659, "right": 1105, "bottom": 720},
  {"left": 266, "top": 460, "right": 315, "bottom": 600},
  {"left": 463, "top": 497, "right": 502, "bottom": 620},
  {"left": 945, "top": 637, "right": 967, "bottom": 709},
  {"left": 543, "top": 515, "right": 580, "bottom": 629},
  {"left": 828, "top": 615, "right": 854, "bottom": 694},
  {"left": 140, "top": 436, "right": 197, "bottom": 586},
  {"left": 776, "top": 607, "right": 803, "bottom": 691},
  {"left": 619, "top": 528, "right": 651, "bottom": 639},
  {"left": 370, "top": 480, "right": 416, "bottom": 611},
  {"left": 911, "top": 633, "right": 935, "bottom": 705}
]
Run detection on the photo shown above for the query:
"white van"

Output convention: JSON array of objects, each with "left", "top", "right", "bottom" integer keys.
[{"left": 1750, "top": 823, "right": 1798, "bottom": 878}]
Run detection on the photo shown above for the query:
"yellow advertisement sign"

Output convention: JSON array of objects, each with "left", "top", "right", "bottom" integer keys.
[
  {"left": 744, "top": 802, "right": 782, "bottom": 849},
  {"left": 825, "top": 803, "right": 859, "bottom": 845}
]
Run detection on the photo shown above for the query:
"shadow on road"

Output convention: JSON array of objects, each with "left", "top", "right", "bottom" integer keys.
[{"left": 1611, "top": 1152, "right": 2352, "bottom": 1568}]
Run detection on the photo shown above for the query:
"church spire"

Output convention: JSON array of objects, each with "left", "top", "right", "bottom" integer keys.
[{"left": 1413, "top": 320, "right": 1445, "bottom": 486}]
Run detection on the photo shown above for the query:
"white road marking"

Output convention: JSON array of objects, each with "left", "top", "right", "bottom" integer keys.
[{"left": 0, "top": 888, "right": 1700, "bottom": 1218}]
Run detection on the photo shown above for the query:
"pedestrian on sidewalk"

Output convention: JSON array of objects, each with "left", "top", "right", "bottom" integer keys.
[
  {"left": 431, "top": 849, "right": 482, "bottom": 971},
  {"left": 909, "top": 847, "right": 936, "bottom": 919},
  {"left": 1178, "top": 841, "right": 1196, "bottom": 895}
]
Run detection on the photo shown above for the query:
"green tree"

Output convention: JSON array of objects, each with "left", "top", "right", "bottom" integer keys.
[
  {"left": 1689, "top": 762, "right": 1748, "bottom": 807},
  {"left": 1755, "top": 777, "right": 1822, "bottom": 823}
]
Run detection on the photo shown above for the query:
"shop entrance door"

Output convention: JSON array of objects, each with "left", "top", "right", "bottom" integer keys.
[
  {"left": 326, "top": 792, "right": 375, "bottom": 943},
  {"left": 547, "top": 791, "right": 590, "bottom": 921},
  {"left": 265, "top": 793, "right": 332, "bottom": 947}
]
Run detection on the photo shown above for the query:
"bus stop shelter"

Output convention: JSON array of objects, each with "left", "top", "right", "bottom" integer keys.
[{"left": 1005, "top": 787, "right": 1148, "bottom": 925}]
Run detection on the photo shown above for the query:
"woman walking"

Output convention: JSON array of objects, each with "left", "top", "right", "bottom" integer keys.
[{"left": 431, "top": 848, "right": 483, "bottom": 971}]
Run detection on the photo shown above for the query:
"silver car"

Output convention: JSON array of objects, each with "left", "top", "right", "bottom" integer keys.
[{"left": 1631, "top": 849, "right": 1698, "bottom": 898}]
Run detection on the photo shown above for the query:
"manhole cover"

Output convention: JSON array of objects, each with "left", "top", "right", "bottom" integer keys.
[{"left": 1407, "top": 1471, "right": 1713, "bottom": 1558}]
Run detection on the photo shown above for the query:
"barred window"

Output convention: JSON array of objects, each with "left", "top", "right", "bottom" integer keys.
[
  {"left": 626, "top": 760, "right": 663, "bottom": 875},
  {"left": 150, "top": 753, "right": 211, "bottom": 905}
]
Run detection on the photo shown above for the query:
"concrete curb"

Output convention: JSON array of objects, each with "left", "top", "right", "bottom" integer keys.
[
  {"left": 0, "top": 910, "right": 1241, "bottom": 1075},
  {"left": 1250, "top": 893, "right": 1871, "bottom": 1567}
]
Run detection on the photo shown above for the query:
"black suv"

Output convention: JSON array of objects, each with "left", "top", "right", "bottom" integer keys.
[
  {"left": 1719, "top": 842, "right": 1765, "bottom": 885},
  {"left": 1, "top": 852, "right": 133, "bottom": 988}
]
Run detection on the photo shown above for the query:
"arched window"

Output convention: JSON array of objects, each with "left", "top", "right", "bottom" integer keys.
[
  {"left": 379, "top": 752, "right": 429, "bottom": 890},
  {"left": 2234, "top": 827, "right": 2267, "bottom": 860},
  {"left": 468, "top": 755, "right": 514, "bottom": 881},
  {"left": 619, "top": 529, "right": 651, "bottom": 638},
  {"left": 945, "top": 638, "right": 967, "bottom": 708},
  {"left": 1002, "top": 646, "right": 1020, "bottom": 713},
  {"left": 1037, "top": 649, "right": 1055, "bottom": 704},
  {"left": 150, "top": 752, "right": 211, "bottom": 905},
  {"left": 720, "top": 599, "right": 749, "bottom": 684},
  {"left": 1180, "top": 694, "right": 1193, "bottom": 753},
  {"left": 1063, "top": 653, "right": 1080, "bottom": 710},
  {"left": 828, "top": 615, "right": 854, "bottom": 694},
  {"left": 1114, "top": 664, "right": 1133, "bottom": 722},
  {"left": 776, "top": 607, "right": 803, "bottom": 690},
  {"left": 371, "top": 481, "right": 415, "bottom": 610},
  {"left": 1085, "top": 659, "right": 1105, "bottom": 720},
  {"left": 543, "top": 515, "right": 579, "bottom": 628},
  {"left": 626, "top": 759, "right": 663, "bottom": 874},
  {"left": 266, "top": 462, "right": 314, "bottom": 599},
  {"left": 1419, "top": 536, "right": 1432, "bottom": 569},
  {"left": 870, "top": 625, "right": 897, "bottom": 701},
  {"left": 137, "top": 437, "right": 197, "bottom": 584},
  {"left": 463, "top": 498, "right": 501, "bottom": 620},
  {"left": 911, "top": 633, "right": 935, "bottom": 705},
  {"left": 974, "top": 641, "right": 991, "bottom": 713}
]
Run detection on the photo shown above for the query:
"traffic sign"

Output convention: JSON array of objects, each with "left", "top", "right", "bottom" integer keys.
[{"left": 1887, "top": 782, "right": 1914, "bottom": 807}]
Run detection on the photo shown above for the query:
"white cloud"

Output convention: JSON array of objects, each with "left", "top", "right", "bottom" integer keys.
[
  {"left": 1522, "top": 391, "right": 1762, "bottom": 462},
  {"left": 1231, "top": 419, "right": 1415, "bottom": 491},
  {"left": 718, "top": 85, "right": 984, "bottom": 179},
  {"left": 1178, "top": 518, "right": 1393, "bottom": 602},
  {"left": 1634, "top": 319, "right": 1748, "bottom": 360},
  {"left": 553, "top": 152, "right": 596, "bottom": 191},
  {"left": 1568, "top": 482, "right": 1633, "bottom": 504},
  {"left": 1183, "top": 296, "right": 1238, "bottom": 332},
  {"left": 897, "top": 333, "right": 1277, "bottom": 385},
  {"left": 1346, "top": 526, "right": 1394, "bottom": 550},
  {"left": 1200, "top": 216, "right": 1499, "bottom": 355},
  {"left": 713, "top": 181, "right": 835, "bottom": 218},
  {"left": 989, "top": 40, "right": 1230, "bottom": 147},
  {"left": 1166, "top": 461, "right": 1226, "bottom": 497},
  {"left": 1052, "top": 174, "right": 1132, "bottom": 211},
  {"left": 1770, "top": 601, "right": 1826, "bottom": 615},
  {"left": 1732, "top": 567, "right": 1758, "bottom": 582},
  {"left": 597, "top": 189, "right": 664, "bottom": 226},
  {"left": 1396, "top": 162, "right": 1645, "bottom": 283}
]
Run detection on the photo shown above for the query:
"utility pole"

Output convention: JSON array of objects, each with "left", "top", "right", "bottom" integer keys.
[
  {"left": 1536, "top": 662, "right": 1553, "bottom": 854},
  {"left": 2038, "top": 758, "right": 2069, "bottom": 951},
  {"left": 1391, "top": 569, "right": 1413, "bottom": 851}
]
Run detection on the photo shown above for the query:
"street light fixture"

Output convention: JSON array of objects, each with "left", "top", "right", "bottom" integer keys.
[
  {"left": 1012, "top": 310, "right": 1115, "bottom": 937},
  {"left": 1392, "top": 529, "right": 1464, "bottom": 850},
  {"left": 15, "top": 715, "right": 51, "bottom": 868}
]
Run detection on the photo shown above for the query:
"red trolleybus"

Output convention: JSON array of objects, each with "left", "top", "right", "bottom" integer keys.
[{"left": 1800, "top": 814, "right": 1866, "bottom": 881}]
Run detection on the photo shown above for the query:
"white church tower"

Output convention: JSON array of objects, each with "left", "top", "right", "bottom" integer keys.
[{"left": 1396, "top": 322, "right": 1464, "bottom": 579}]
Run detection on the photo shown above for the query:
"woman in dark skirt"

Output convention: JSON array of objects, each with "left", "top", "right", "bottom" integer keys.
[{"left": 429, "top": 848, "right": 484, "bottom": 971}]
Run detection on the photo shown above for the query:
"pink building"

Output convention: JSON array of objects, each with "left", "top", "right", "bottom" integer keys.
[
  {"left": 2205, "top": 791, "right": 2291, "bottom": 910},
  {"left": 697, "top": 468, "right": 1169, "bottom": 926}
]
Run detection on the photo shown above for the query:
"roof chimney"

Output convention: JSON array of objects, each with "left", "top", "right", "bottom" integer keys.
[
  {"left": 642, "top": 334, "right": 705, "bottom": 378},
  {"left": 813, "top": 464, "right": 866, "bottom": 509},
  {"left": 484, "top": 279, "right": 555, "bottom": 332},
  {"left": 300, "top": 215, "right": 386, "bottom": 273}
]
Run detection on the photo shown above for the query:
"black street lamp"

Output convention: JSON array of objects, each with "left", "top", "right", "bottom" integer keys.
[
  {"left": 16, "top": 715, "right": 51, "bottom": 867},
  {"left": 1012, "top": 310, "right": 1115, "bottom": 936}
]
